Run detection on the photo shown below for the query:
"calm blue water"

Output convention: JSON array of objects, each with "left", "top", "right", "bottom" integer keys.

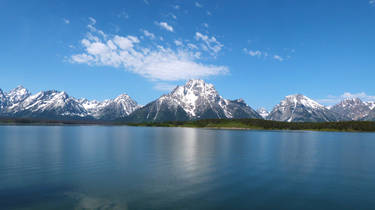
[{"left": 0, "top": 126, "right": 375, "bottom": 209}]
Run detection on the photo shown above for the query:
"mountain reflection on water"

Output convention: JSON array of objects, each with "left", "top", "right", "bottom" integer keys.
[{"left": 1, "top": 126, "right": 375, "bottom": 209}]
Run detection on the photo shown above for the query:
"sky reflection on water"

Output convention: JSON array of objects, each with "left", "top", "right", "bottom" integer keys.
[{"left": 1, "top": 126, "right": 375, "bottom": 209}]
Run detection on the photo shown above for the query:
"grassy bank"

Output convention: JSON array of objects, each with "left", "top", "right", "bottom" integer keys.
[
  {"left": 125, "top": 118, "right": 375, "bottom": 132},
  {"left": 1, "top": 117, "right": 375, "bottom": 132}
]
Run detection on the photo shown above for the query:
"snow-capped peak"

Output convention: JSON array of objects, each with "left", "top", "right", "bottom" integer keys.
[
  {"left": 339, "top": 98, "right": 363, "bottom": 107},
  {"left": 365, "top": 101, "right": 375, "bottom": 110},
  {"left": 79, "top": 93, "right": 139, "bottom": 119},
  {"left": 257, "top": 107, "right": 269, "bottom": 119},
  {"left": 168, "top": 79, "right": 221, "bottom": 117},
  {"left": 0, "top": 89, "right": 5, "bottom": 99},
  {"left": 267, "top": 94, "right": 338, "bottom": 122},
  {"left": 0, "top": 89, "right": 7, "bottom": 109},
  {"left": 283, "top": 94, "right": 324, "bottom": 109},
  {"left": 0, "top": 85, "right": 139, "bottom": 120},
  {"left": 114, "top": 93, "right": 132, "bottom": 102},
  {"left": 330, "top": 97, "right": 372, "bottom": 121},
  {"left": 7, "top": 85, "right": 30, "bottom": 104},
  {"left": 127, "top": 79, "right": 261, "bottom": 122}
]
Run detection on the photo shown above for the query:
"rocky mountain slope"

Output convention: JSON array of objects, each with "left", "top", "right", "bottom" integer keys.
[
  {"left": 330, "top": 98, "right": 372, "bottom": 120},
  {"left": 267, "top": 94, "right": 343, "bottom": 122},
  {"left": 1, "top": 83, "right": 375, "bottom": 122},
  {"left": 0, "top": 86, "right": 139, "bottom": 120},
  {"left": 257, "top": 107, "right": 269, "bottom": 119},
  {"left": 127, "top": 80, "right": 261, "bottom": 122}
]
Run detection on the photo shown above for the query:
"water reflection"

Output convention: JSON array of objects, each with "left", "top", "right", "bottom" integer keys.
[{"left": 1, "top": 126, "right": 375, "bottom": 209}]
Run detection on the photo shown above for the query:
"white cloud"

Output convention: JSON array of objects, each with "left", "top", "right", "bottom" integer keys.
[
  {"left": 70, "top": 22, "right": 228, "bottom": 81},
  {"left": 113, "top": 35, "right": 139, "bottom": 50},
  {"left": 170, "top": 13, "right": 177, "bottom": 20},
  {"left": 273, "top": 55, "right": 284, "bottom": 62},
  {"left": 318, "top": 92, "right": 375, "bottom": 105},
  {"left": 88, "top": 17, "right": 96, "bottom": 25},
  {"left": 202, "top": 23, "right": 209, "bottom": 28},
  {"left": 195, "top": 2, "right": 203, "bottom": 8},
  {"left": 207, "top": 11, "right": 212, "bottom": 16},
  {"left": 71, "top": 54, "right": 94, "bottom": 64},
  {"left": 195, "top": 32, "right": 223, "bottom": 56},
  {"left": 370, "top": 0, "right": 375, "bottom": 5},
  {"left": 154, "top": 83, "right": 177, "bottom": 91},
  {"left": 243, "top": 48, "right": 262, "bottom": 57},
  {"left": 173, "top": 5, "right": 180, "bottom": 10},
  {"left": 117, "top": 11, "right": 129, "bottom": 19},
  {"left": 63, "top": 18, "right": 70, "bottom": 24},
  {"left": 187, "top": 43, "right": 198, "bottom": 50},
  {"left": 243, "top": 48, "right": 285, "bottom": 61},
  {"left": 156, "top": 22, "right": 174, "bottom": 32},
  {"left": 142, "top": 30, "right": 155, "bottom": 39},
  {"left": 174, "top": 40, "right": 183, "bottom": 46}
]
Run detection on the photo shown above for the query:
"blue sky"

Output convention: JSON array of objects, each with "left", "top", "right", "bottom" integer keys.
[{"left": 1, "top": 0, "right": 375, "bottom": 110}]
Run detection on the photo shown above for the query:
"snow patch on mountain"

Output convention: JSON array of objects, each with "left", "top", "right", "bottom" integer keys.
[
  {"left": 0, "top": 86, "right": 139, "bottom": 120},
  {"left": 128, "top": 79, "right": 261, "bottom": 122},
  {"left": 365, "top": 101, "right": 375, "bottom": 110},
  {"left": 267, "top": 94, "right": 339, "bottom": 122},
  {"left": 330, "top": 98, "right": 372, "bottom": 120},
  {"left": 7, "top": 86, "right": 31, "bottom": 104},
  {"left": 257, "top": 107, "right": 269, "bottom": 119}
]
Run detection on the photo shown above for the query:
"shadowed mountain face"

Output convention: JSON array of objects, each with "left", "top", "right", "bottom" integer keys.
[
  {"left": 257, "top": 107, "right": 269, "bottom": 119},
  {"left": 365, "top": 109, "right": 375, "bottom": 121},
  {"left": 127, "top": 80, "right": 261, "bottom": 122},
  {"left": 0, "top": 89, "right": 7, "bottom": 112},
  {"left": 0, "top": 83, "right": 374, "bottom": 122},
  {"left": 0, "top": 86, "right": 139, "bottom": 121},
  {"left": 330, "top": 98, "right": 372, "bottom": 121},
  {"left": 267, "top": 94, "right": 344, "bottom": 122}
]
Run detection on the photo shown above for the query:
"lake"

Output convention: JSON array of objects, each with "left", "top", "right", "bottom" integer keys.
[{"left": 0, "top": 126, "right": 375, "bottom": 209}]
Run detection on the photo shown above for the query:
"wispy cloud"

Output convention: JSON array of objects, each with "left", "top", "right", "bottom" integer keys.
[
  {"left": 195, "top": 2, "right": 203, "bottom": 8},
  {"left": 318, "top": 92, "right": 375, "bottom": 105},
  {"left": 142, "top": 30, "right": 155, "bottom": 39},
  {"left": 273, "top": 55, "right": 284, "bottom": 62},
  {"left": 63, "top": 18, "right": 70, "bottom": 24},
  {"left": 174, "top": 40, "right": 183, "bottom": 46},
  {"left": 243, "top": 49, "right": 263, "bottom": 57},
  {"left": 144, "top": 0, "right": 150, "bottom": 5},
  {"left": 70, "top": 18, "right": 228, "bottom": 81},
  {"left": 173, "top": 5, "right": 180, "bottom": 10},
  {"left": 156, "top": 22, "right": 174, "bottom": 32},
  {"left": 117, "top": 11, "right": 129, "bottom": 19},
  {"left": 243, "top": 48, "right": 286, "bottom": 62},
  {"left": 370, "top": 0, "right": 375, "bottom": 5},
  {"left": 195, "top": 32, "right": 223, "bottom": 57},
  {"left": 170, "top": 13, "right": 177, "bottom": 20},
  {"left": 154, "top": 83, "right": 177, "bottom": 91}
]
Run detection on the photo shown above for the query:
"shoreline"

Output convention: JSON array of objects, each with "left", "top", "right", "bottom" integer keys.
[{"left": 1, "top": 118, "right": 375, "bottom": 133}]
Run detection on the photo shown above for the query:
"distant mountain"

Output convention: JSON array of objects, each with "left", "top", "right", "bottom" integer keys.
[
  {"left": 330, "top": 98, "right": 371, "bottom": 121},
  {"left": 0, "top": 86, "right": 139, "bottom": 121},
  {"left": 1, "top": 83, "right": 374, "bottom": 122},
  {"left": 257, "top": 107, "right": 269, "bottom": 119},
  {"left": 127, "top": 79, "right": 261, "bottom": 122},
  {"left": 363, "top": 101, "right": 375, "bottom": 121},
  {"left": 0, "top": 89, "right": 8, "bottom": 113},
  {"left": 8, "top": 90, "right": 89, "bottom": 120},
  {"left": 267, "top": 94, "right": 342, "bottom": 122},
  {"left": 365, "top": 109, "right": 375, "bottom": 121},
  {"left": 365, "top": 101, "right": 375, "bottom": 110},
  {"left": 80, "top": 94, "right": 139, "bottom": 120},
  {"left": 6, "top": 86, "right": 31, "bottom": 104}
]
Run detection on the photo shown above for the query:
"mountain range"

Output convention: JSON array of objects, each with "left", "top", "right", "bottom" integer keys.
[{"left": 0, "top": 80, "right": 374, "bottom": 122}]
